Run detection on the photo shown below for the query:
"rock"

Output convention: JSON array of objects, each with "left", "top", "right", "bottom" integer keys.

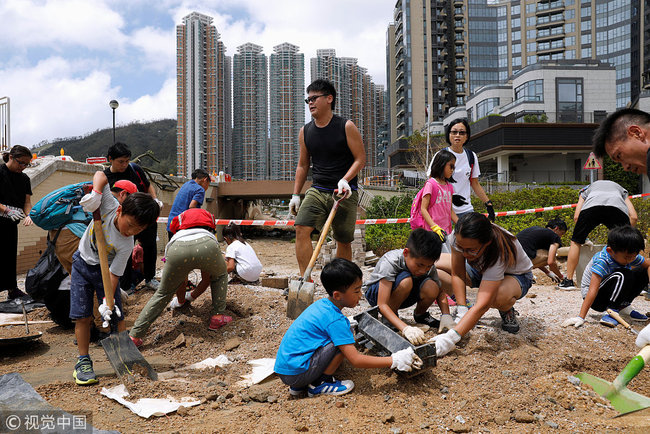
[
  {"left": 225, "top": 392, "right": 234, "bottom": 399},
  {"left": 390, "top": 428, "right": 402, "bottom": 434},
  {"left": 455, "top": 415, "right": 466, "bottom": 424},
  {"left": 248, "top": 386, "right": 269, "bottom": 403},
  {"left": 501, "top": 370, "right": 512, "bottom": 377},
  {"left": 261, "top": 277, "right": 289, "bottom": 289},
  {"left": 450, "top": 423, "right": 470, "bottom": 433},
  {"left": 176, "top": 406, "right": 188, "bottom": 416},
  {"left": 440, "top": 386, "right": 449, "bottom": 394},
  {"left": 526, "top": 293, "right": 537, "bottom": 298},
  {"left": 210, "top": 402, "right": 219, "bottom": 410},
  {"left": 216, "top": 395, "right": 226, "bottom": 403},
  {"left": 567, "top": 375, "right": 581, "bottom": 386},
  {"left": 295, "top": 425, "right": 309, "bottom": 432},
  {"left": 384, "top": 413, "right": 395, "bottom": 423},
  {"left": 224, "top": 337, "right": 241, "bottom": 351},
  {"left": 494, "top": 413, "right": 510, "bottom": 425},
  {"left": 513, "top": 411, "right": 535, "bottom": 423},
  {"left": 545, "top": 421, "right": 559, "bottom": 429},
  {"left": 267, "top": 395, "right": 278, "bottom": 403},
  {"left": 173, "top": 333, "right": 186, "bottom": 348},
  {"left": 384, "top": 394, "right": 391, "bottom": 402},
  {"left": 335, "top": 401, "right": 345, "bottom": 408},
  {"left": 205, "top": 393, "right": 218, "bottom": 401}
]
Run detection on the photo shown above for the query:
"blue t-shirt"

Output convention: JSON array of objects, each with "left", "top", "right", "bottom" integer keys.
[
  {"left": 167, "top": 180, "right": 205, "bottom": 231},
  {"left": 581, "top": 246, "right": 645, "bottom": 297},
  {"left": 274, "top": 298, "right": 355, "bottom": 375}
]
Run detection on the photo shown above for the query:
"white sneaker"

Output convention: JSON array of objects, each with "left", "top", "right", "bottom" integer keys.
[
  {"left": 169, "top": 296, "right": 185, "bottom": 310},
  {"left": 145, "top": 279, "right": 160, "bottom": 290}
]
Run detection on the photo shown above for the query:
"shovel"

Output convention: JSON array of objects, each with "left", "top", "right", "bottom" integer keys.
[
  {"left": 287, "top": 192, "right": 346, "bottom": 319},
  {"left": 93, "top": 210, "right": 158, "bottom": 381},
  {"left": 607, "top": 309, "right": 639, "bottom": 335},
  {"left": 576, "top": 345, "right": 650, "bottom": 416}
]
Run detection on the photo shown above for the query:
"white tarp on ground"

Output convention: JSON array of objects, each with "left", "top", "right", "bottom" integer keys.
[{"left": 100, "top": 384, "right": 201, "bottom": 418}]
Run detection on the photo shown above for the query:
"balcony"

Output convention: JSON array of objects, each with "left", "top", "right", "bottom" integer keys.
[
  {"left": 454, "top": 7, "right": 463, "bottom": 18},
  {"left": 536, "top": 0, "right": 564, "bottom": 14},
  {"left": 536, "top": 14, "right": 565, "bottom": 29},
  {"left": 455, "top": 49, "right": 465, "bottom": 57},
  {"left": 536, "top": 44, "right": 565, "bottom": 55}
]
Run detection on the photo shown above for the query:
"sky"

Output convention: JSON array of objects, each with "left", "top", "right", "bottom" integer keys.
[{"left": 0, "top": 0, "right": 394, "bottom": 149}]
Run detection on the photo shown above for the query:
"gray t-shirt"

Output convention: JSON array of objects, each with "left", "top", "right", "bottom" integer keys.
[
  {"left": 363, "top": 249, "right": 441, "bottom": 289},
  {"left": 449, "top": 227, "right": 533, "bottom": 281},
  {"left": 78, "top": 184, "right": 134, "bottom": 276},
  {"left": 580, "top": 180, "right": 628, "bottom": 215}
]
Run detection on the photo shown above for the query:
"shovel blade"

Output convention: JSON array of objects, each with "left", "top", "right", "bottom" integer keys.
[
  {"left": 286, "top": 279, "right": 315, "bottom": 319},
  {"left": 101, "top": 331, "right": 158, "bottom": 381},
  {"left": 576, "top": 372, "right": 650, "bottom": 415}
]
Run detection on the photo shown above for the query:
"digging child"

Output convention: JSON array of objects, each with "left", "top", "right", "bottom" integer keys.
[
  {"left": 275, "top": 258, "right": 423, "bottom": 397},
  {"left": 363, "top": 229, "right": 453, "bottom": 346},
  {"left": 71, "top": 171, "right": 159, "bottom": 385}
]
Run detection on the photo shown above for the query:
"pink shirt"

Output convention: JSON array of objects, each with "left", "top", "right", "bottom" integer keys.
[{"left": 410, "top": 178, "right": 454, "bottom": 233}]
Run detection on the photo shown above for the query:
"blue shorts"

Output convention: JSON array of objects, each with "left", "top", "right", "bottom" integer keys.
[
  {"left": 277, "top": 342, "right": 339, "bottom": 388},
  {"left": 465, "top": 263, "right": 533, "bottom": 299},
  {"left": 365, "top": 270, "right": 432, "bottom": 309},
  {"left": 69, "top": 251, "right": 124, "bottom": 320}
]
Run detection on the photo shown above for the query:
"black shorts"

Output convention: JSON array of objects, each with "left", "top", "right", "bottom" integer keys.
[
  {"left": 572, "top": 206, "right": 629, "bottom": 244},
  {"left": 591, "top": 267, "right": 649, "bottom": 312}
]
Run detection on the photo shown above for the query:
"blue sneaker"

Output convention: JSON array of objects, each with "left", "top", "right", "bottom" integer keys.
[
  {"left": 307, "top": 378, "right": 354, "bottom": 397},
  {"left": 600, "top": 314, "right": 618, "bottom": 328},
  {"left": 628, "top": 310, "right": 648, "bottom": 322},
  {"left": 289, "top": 386, "right": 306, "bottom": 396}
]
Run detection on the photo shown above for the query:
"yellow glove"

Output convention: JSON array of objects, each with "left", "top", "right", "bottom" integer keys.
[{"left": 430, "top": 224, "right": 447, "bottom": 242}]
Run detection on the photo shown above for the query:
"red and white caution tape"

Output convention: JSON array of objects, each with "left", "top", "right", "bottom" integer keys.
[{"left": 156, "top": 193, "right": 650, "bottom": 226}]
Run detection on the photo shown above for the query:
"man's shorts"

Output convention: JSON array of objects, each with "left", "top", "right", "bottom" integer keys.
[
  {"left": 364, "top": 270, "right": 433, "bottom": 309},
  {"left": 277, "top": 342, "right": 339, "bottom": 389},
  {"left": 572, "top": 206, "right": 629, "bottom": 244},
  {"left": 69, "top": 251, "right": 124, "bottom": 320},
  {"left": 465, "top": 263, "right": 534, "bottom": 299},
  {"left": 295, "top": 187, "right": 359, "bottom": 243}
]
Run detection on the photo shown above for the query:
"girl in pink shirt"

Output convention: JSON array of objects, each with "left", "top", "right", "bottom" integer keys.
[{"left": 410, "top": 150, "right": 457, "bottom": 238}]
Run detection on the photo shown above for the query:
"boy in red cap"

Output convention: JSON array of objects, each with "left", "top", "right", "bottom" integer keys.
[{"left": 128, "top": 208, "right": 230, "bottom": 346}]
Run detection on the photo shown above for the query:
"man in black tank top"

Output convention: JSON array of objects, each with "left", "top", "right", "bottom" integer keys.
[{"left": 290, "top": 79, "right": 366, "bottom": 276}]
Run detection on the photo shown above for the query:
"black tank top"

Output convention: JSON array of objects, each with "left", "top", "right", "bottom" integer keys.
[{"left": 304, "top": 114, "right": 357, "bottom": 191}]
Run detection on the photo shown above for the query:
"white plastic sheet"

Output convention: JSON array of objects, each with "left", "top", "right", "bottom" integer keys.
[
  {"left": 237, "top": 358, "right": 276, "bottom": 387},
  {"left": 100, "top": 384, "right": 201, "bottom": 418}
]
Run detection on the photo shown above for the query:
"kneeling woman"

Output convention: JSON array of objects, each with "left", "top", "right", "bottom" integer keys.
[
  {"left": 434, "top": 213, "right": 533, "bottom": 357},
  {"left": 129, "top": 208, "right": 230, "bottom": 346}
]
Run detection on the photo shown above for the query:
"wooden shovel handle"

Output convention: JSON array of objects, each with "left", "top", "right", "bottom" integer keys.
[
  {"left": 302, "top": 195, "right": 345, "bottom": 280},
  {"left": 93, "top": 210, "right": 115, "bottom": 310},
  {"left": 606, "top": 309, "right": 632, "bottom": 329}
]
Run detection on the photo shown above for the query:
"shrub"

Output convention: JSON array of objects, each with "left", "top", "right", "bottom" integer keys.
[{"left": 364, "top": 186, "right": 650, "bottom": 252}]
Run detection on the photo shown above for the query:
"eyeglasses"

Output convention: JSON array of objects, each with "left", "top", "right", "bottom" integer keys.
[
  {"left": 305, "top": 94, "right": 327, "bottom": 104},
  {"left": 452, "top": 239, "right": 483, "bottom": 256},
  {"left": 15, "top": 159, "right": 32, "bottom": 168},
  {"left": 450, "top": 130, "right": 467, "bottom": 136}
]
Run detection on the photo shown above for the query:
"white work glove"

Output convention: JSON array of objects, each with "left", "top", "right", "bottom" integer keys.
[
  {"left": 402, "top": 325, "right": 426, "bottom": 345},
  {"left": 98, "top": 297, "right": 121, "bottom": 328},
  {"left": 438, "top": 313, "right": 456, "bottom": 333},
  {"left": 1, "top": 205, "right": 26, "bottom": 222},
  {"left": 431, "top": 329, "right": 462, "bottom": 357},
  {"left": 454, "top": 305, "right": 469, "bottom": 324},
  {"left": 562, "top": 316, "right": 585, "bottom": 328},
  {"left": 289, "top": 194, "right": 301, "bottom": 215},
  {"left": 547, "top": 271, "right": 561, "bottom": 283},
  {"left": 390, "top": 347, "right": 423, "bottom": 372},
  {"left": 336, "top": 178, "right": 352, "bottom": 199},
  {"left": 80, "top": 189, "right": 102, "bottom": 212},
  {"left": 154, "top": 198, "right": 163, "bottom": 209},
  {"left": 169, "top": 296, "right": 184, "bottom": 310},
  {"left": 635, "top": 325, "right": 650, "bottom": 348}
]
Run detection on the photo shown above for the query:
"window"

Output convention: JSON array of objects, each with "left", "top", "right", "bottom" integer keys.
[
  {"left": 556, "top": 78, "right": 583, "bottom": 122},
  {"left": 515, "top": 79, "right": 544, "bottom": 102},
  {"left": 581, "top": 47, "right": 591, "bottom": 57},
  {"left": 477, "top": 98, "right": 500, "bottom": 119}
]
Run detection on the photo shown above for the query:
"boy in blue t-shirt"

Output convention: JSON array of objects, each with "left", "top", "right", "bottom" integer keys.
[
  {"left": 563, "top": 225, "right": 650, "bottom": 329},
  {"left": 274, "top": 259, "right": 423, "bottom": 397}
]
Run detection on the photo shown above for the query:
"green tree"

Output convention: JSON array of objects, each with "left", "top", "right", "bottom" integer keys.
[{"left": 602, "top": 155, "right": 640, "bottom": 194}]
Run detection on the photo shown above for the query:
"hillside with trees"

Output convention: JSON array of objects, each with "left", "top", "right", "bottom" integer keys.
[{"left": 35, "top": 119, "right": 178, "bottom": 175}]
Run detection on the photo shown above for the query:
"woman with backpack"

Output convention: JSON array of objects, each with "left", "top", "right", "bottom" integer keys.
[
  {"left": 0, "top": 145, "right": 34, "bottom": 299},
  {"left": 428, "top": 119, "right": 495, "bottom": 221},
  {"left": 410, "top": 149, "right": 457, "bottom": 242}
]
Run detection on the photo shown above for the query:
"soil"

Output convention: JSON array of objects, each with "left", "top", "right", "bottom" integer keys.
[{"left": 2, "top": 233, "right": 650, "bottom": 433}]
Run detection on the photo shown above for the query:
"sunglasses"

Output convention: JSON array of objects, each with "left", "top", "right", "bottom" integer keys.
[
  {"left": 305, "top": 94, "right": 328, "bottom": 104},
  {"left": 450, "top": 130, "right": 467, "bottom": 136}
]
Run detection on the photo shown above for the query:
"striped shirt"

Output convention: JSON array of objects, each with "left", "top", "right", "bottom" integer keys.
[{"left": 580, "top": 247, "right": 644, "bottom": 297}]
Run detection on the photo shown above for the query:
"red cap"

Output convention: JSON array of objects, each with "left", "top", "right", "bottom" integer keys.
[
  {"left": 113, "top": 180, "right": 137, "bottom": 194},
  {"left": 170, "top": 208, "right": 216, "bottom": 234}
]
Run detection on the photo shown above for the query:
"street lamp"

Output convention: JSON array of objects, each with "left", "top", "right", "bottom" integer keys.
[{"left": 109, "top": 99, "right": 119, "bottom": 144}]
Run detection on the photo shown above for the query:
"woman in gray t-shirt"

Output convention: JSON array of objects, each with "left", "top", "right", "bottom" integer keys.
[{"left": 433, "top": 213, "right": 533, "bottom": 357}]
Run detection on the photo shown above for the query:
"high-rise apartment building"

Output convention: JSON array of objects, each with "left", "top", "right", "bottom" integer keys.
[
  {"left": 232, "top": 43, "right": 268, "bottom": 180},
  {"left": 176, "top": 12, "right": 231, "bottom": 177},
  {"left": 387, "top": 0, "right": 647, "bottom": 141},
  {"left": 269, "top": 43, "right": 304, "bottom": 180}
]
